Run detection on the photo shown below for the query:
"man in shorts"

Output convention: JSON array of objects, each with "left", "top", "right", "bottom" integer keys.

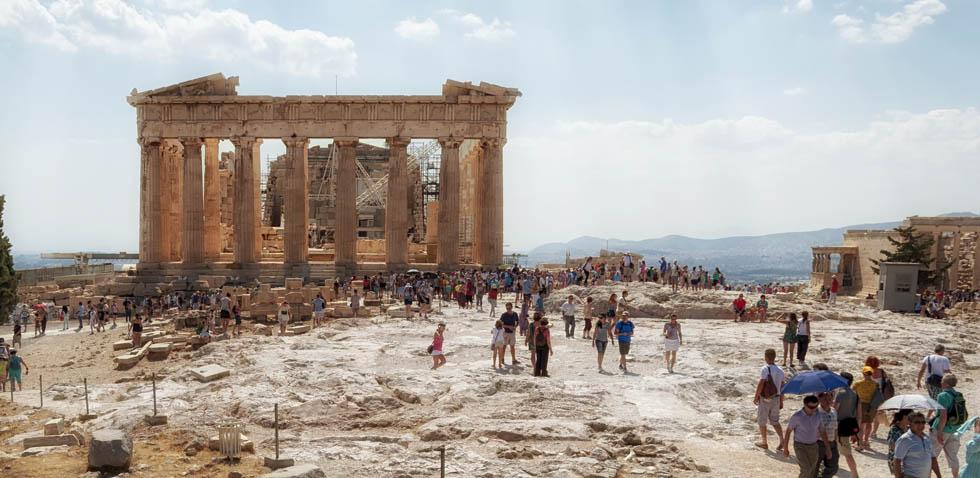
[
  {"left": 312, "top": 293, "right": 326, "bottom": 327},
  {"left": 754, "top": 348, "right": 785, "bottom": 450},
  {"left": 500, "top": 302, "right": 520, "bottom": 365},
  {"left": 732, "top": 294, "right": 747, "bottom": 322},
  {"left": 614, "top": 312, "right": 634, "bottom": 373},
  {"left": 220, "top": 293, "right": 232, "bottom": 332}
]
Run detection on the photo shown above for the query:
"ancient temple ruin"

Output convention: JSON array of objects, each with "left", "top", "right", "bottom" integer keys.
[
  {"left": 811, "top": 216, "right": 980, "bottom": 296},
  {"left": 128, "top": 73, "right": 520, "bottom": 282}
]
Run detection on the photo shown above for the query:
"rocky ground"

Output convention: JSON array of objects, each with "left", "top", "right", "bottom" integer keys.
[{"left": 2, "top": 282, "right": 979, "bottom": 477}]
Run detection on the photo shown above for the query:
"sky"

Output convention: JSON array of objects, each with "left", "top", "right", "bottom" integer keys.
[{"left": 0, "top": 0, "right": 978, "bottom": 254}]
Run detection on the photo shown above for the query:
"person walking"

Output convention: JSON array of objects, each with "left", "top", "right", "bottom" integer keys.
[
  {"left": 663, "top": 314, "right": 681, "bottom": 373},
  {"left": 931, "top": 374, "right": 966, "bottom": 478},
  {"left": 5, "top": 349, "right": 29, "bottom": 391},
  {"left": 829, "top": 275, "right": 839, "bottom": 305},
  {"left": 775, "top": 312, "right": 798, "bottom": 367},
  {"left": 614, "top": 312, "right": 635, "bottom": 373},
  {"left": 532, "top": 318, "right": 553, "bottom": 377},
  {"left": 854, "top": 366, "right": 881, "bottom": 450},
  {"left": 491, "top": 320, "right": 506, "bottom": 368},
  {"left": 582, "top": 297, "right": 594, "bottom": 340},
  {"left": 754, "top": 348, "right": 785, "bottom": 450},
  {"left": 313, "top": 293, "right": 325, "bottom": 328},
  {"left": 781, "top": 395, "right": 831, "bottom": 478},
  {"left": 277, "top": 301, "right": 291, "bottom": 336},
  {"left": 232, "top": 302, "right": 242, "bottom": 336},
  {"left": 76, "top": 301, "right": 85, "bottom": 330},
  {"left": 796, "top": 311, "right": 812, "bottom": 366},
  {"left": 834, "top": 371, "right": 862, "bottom": 477},
  {"left": 866, "top": 355, "right": 895, "bottom": 438},
  {"left": 893, "top": 411, "right": 941, "bottom": 478},
  {"left": 131, "top": 314, "right": 143, "bottom": 347},
  {"left": 917, "top": 344, "right": 952, "bottom": 399},
  {"left": 592, "top": 313, "right": 612, "bottom": 372},
  {"left": 960, "top": 418, "right": 980, "bottom": 478},
  {"left": 560, "top": 295, "right": 576, "bottom": 339},
  {"left": 888, "top": 409, "right": 913, "bottom": 474},
  {"left": 500, "top": 302, "right": 520, "bottom": 365},
  {"left": 61, "top": 304, "right": 69, "bottom": 331},
  {"left": 488, "top": 286, "right": 498, "bottom": 318},
  {"left": 816, "top": 391, "right": 840, "bottom": 478},
  {"left": 526, "top": 312, "right": 542, "bottom": 369},
  {"left": 431, "top": 323, "right": 446, "bottom": 370}
]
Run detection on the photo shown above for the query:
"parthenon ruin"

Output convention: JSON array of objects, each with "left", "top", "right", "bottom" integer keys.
[{"left": 128, "top": 74, "right": 520, "bottom": 283}]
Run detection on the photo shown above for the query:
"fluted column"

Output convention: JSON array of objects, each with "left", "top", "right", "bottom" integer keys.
[
  {"left": 952, "top": 229, "right": 961, "bottom": 288},
  {"left": 385, "top": 137, "right": 411, "bottom": 268},
  {"left": 479, "top": 138, "right": 504, "bottom": 267},
  {"left": 283, "top": 137, "right": 310, "bottom": 264},
  {"left": 180, "top": 138, "right": 205, "bottom": 264},
  {"left": 203, "top": 138, "right": 221, "bottom": 260},
  {"left": 160, "top": 140, "right": 184, "bottom": 262},
  {"left": 437, "top": 138, "right": 461, "bottom": 269},
  {"left": 334, "top": 138, "right": 358, "bottom": 270},
  {"left": 140, "top": 138, "right": 163, "bottom": 263},
  {"left": 232, "top": 137, "right": 262, "bottom": 265}
]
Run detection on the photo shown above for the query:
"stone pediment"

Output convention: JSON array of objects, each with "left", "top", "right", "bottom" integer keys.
[
  {"left": 442, "top": 79, "right": 521, "bottom": 98},
  {"left": 128, "top": 73, "right": 239, "bottom": 104}
]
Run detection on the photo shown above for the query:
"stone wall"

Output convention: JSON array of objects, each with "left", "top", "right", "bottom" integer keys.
[{"left": 842, "top": 230, "right": 894, "bottom": 296}]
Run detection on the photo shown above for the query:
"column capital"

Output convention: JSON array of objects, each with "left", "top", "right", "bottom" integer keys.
[
  {"left": 334, "top": 137, "right": 359, "bottom": 148},
  {"left": 138, "top": 136, "right": 162, "bottom": 147},
  {"left": 178, "top": 137, "right": 204, "bottom": 149},
  {"left": 438, "top": 137, "right": 462, "bottom": 149},
  {"left": 282, "top": 136, "right": 310, "bottom": 149},
  {"left": 230, "top": 136, "right": 256, "bottom": 149},
  {"left": 479, "top": 137, "right": 506, "bottom": 148},
  {"left": 204, "top": 138, "right": 220, "bottom": 147},
  {"left": 387, "top": 137, "right": 411, "bottom": 148}
]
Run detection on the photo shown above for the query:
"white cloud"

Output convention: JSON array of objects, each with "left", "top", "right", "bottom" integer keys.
[
  {"left": 439, "top": 10, "right": 515, "bottom": 40},
  {"left": 831, "top": 0, "right": 946, "bottom": 44},
  {"left": 831, "top": 14, "right": 867, "bottom": 43},
  {"left": 0, "top": 0, "right": 357, "bottom": 77},
  {"left": 783, "top": 87, "right": 806, "bottom": 96},
  {"left": 871, "top": 0, "right": 947, "bottom": 44},
  {"left": 395, "top": 17, "right": 439, "bottom": 40},
  {"left": 783, "top": 0, "right": 813, "bottom": 13},
  {"left": 504, "top": 109, "right": 980, "bottom": 248}
]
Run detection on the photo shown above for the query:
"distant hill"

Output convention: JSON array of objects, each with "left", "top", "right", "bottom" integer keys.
[{"left": 518, "top": 212, "right": 979, "bottom": 283}]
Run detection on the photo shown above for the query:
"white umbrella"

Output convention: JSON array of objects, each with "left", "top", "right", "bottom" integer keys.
[{"left": 878, "top": 394, "right": 943, "bottom": 411}]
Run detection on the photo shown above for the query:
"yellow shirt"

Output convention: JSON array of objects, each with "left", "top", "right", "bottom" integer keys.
[{"left": 853, "top": 378, "right": 878, "bottom": 404}]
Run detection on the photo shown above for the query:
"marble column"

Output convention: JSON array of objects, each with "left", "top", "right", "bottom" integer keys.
[
  {"left": 160, "top": 140, "right": 184, "bottom": 262},
  {"left": 386, "top": 137, "right": 411, "bottom": 268},
  {"left": 203, "top": 139, "right": 221, "bottom": 261},
  {"left": 283, "top": 137, "right": 310, "bottom": 264},
  {"left": 180, "top": 138, "right": 205, "bottom": 264},
  {"left": 974, "top": 231, "right": 980, "bottom": 289},
  {"left": 140, "top": 138, "right": 163, "bottom": 263},
  {"left": 478, "top": 138, "right": 504, "bottom": 267},
  {"left": 334, "top": 138, "right": 359, "bottom": 270},
  {"left": 437, "top": 138, "right": 461, "bottom": 269},
  {"left": 952, "top": 229, "right": 961, "bottom": 288},
  {"left": 232, "top": 137, "right": 262, "bottom": 265}
]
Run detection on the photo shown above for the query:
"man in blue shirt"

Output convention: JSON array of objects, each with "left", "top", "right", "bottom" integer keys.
[
  {"left": 614, "top": 313, "right": 634, "bottom": 373},
  {"left": 894, "top": 411, "right": 941, "bottom": 478}
]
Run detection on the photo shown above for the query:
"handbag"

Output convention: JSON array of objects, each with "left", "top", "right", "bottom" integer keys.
[
  {"left": 870, "top": 384, "right": 885, "bottom": 411},
  {"left": 838, "top": 417, "right": 860, "bottom": 437},
  {"left": 926, "top": 356, "right": 943, "bottom": 388},
  {"left": 426, "top": 345, "right": 434, "bottom": 354}
]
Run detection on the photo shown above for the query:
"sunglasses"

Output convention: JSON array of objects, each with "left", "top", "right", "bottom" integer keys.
[
  {"left": 805, "top": 405, "right": 818, "bottom": 410},
  {"left": 912, "top": 420, "right": 926, "bottom": 425}
]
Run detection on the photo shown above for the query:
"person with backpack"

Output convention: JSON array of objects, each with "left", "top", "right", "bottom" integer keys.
[
  {"left": 854, "top": 366, "right": 884, "bottom": 451},
  {"left": 754, "top": 348, "right": 786, "bottom": 450},
  {"left": 6, "top": 349, "right": 29, "bottom": 391},
  {"left": 932, "top": 374, "right": 967, "bottom": 477},
  {"left": 532, "top": 318, "right": 553, "bottom": 377},
  {"left": 917, "top": 344, "right": 952, "bottom": 399},
  {"left": 866, "top": 355, "right": 896, "bottom": 439},
  {"left": 614, "top": 312, "right": 635, "bottom": 373},
  {"left": 833, "top": 372, "right": 862, "bottom": 478}
]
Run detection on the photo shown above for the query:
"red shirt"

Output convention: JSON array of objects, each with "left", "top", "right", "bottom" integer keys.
[
  {"left": 489, "top": 289, "right": 498, "bottom": 299},
  {"left": 734, "top": 298, "right": 746, "bottom": 309},
  {"left": 830, "top": 279, "right": 839, "bottom": 293}
]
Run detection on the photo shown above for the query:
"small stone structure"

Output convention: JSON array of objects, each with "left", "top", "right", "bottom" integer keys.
[
  {"left": 128, "top": 73, "right": 520, "bottom": 286},
  {"left": 812, "top": 216, "right": 980, "bottom": 296}
]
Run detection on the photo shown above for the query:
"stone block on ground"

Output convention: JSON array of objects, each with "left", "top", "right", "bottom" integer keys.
[
  {"left": 287, "top": 325, "right": 311, "bottom": 335},
  {"left": 285, "top": 278, "right": 303, "bottom": 290},
  {"left": 148, "top": 343, "right": 172, "bottom": 355},
  {"left": 44, "top": 418, "right": 65, "bottom": 436},
  {"left": 112, "top": 340, "right": 134, "bottom": 351},
  {"left": 87, "top": 429, "right": 133, "bottom": 472},
  {"left": 775, "top": 292, "right": 795, "bottom": 301},
  {"left": 285, "top": 292, "right": 305, "bottom": 304},
  {"left": 190, "top": 364, "right": 230, "bottom": 382},
  {"left": 259, "top": 463, "right": 325, "bottom": 478},
  {"left": 254, "top": 324, "right": 272, "bottom": 336},
  {"left": 24, "top": 434, "right": 79, "bottom": 448}
]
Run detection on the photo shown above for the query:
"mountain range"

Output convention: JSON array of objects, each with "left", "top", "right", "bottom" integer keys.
[{"left": 516, "top": 212, "right": 979, "bottom": 283}]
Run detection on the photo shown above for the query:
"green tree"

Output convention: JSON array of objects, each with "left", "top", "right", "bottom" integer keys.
[
  {"left": 871, "top": 225, "right": 948, "bottom": 287},
  {"left": 0, "top": 195, "right": 17, "bottom": 321}
]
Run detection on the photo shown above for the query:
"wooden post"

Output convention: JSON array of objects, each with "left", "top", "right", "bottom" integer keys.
[
  {"left": 39, "top": 374, "right": 42, "bottom": 408},
  {"left": 274, "top": 403, "right": 280, "bottom": 460},
  {"left": 152, "top": 373, "right": 157, "bottom": 416},
  {"left": 84, "top": 378, "right": 90, "bottom": 415},
  {"left": 440, "top": 445, "right": 446, "bottom": 478}
]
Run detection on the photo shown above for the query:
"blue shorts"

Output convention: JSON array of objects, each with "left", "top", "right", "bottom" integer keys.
[{"left": 9, "top": 368, "right": 22, "bottom": 383}]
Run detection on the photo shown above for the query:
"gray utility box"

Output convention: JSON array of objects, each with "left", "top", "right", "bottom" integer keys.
[{"left": 877, "top": 262, "right": 922, "bottom": 312}]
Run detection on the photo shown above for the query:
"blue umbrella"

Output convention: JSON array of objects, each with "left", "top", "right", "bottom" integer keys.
[{"left": 780, "top": 371, "right": 849, "bottom": 395}]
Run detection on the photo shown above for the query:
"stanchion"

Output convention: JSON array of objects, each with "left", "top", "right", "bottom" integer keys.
[
  {"left": 39, "top": 374, "right": 42, "bottom": 408},
  {"left": 145, "top": 372, "right": 168, "bottom": 425},
  {"left": 439, "top": 445, "right": 446, "bottom": 478},
  {"left": 263, "top": 402, "right": 293, "bottom": 470},
  {"left": 80, "top": 377, "right": 96, "bottom": 420}
]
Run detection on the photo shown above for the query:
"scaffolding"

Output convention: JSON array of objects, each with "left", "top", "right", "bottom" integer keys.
[{"left": 411, "top": 141, "right": 442, "bottom": 242}]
